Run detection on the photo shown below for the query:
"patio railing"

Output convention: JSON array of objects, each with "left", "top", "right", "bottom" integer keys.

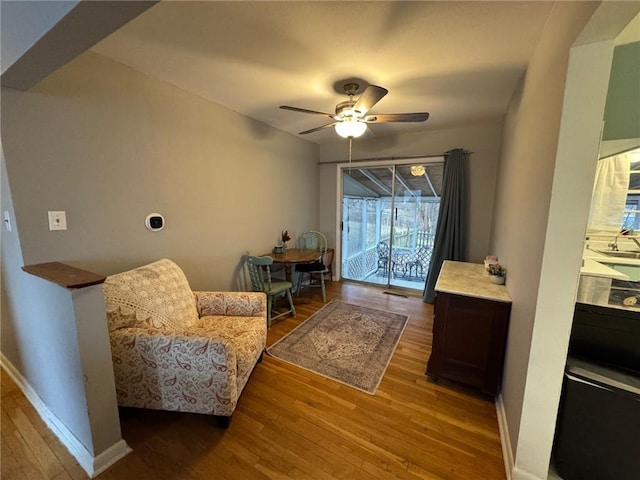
[
  {"left": 342, "top": 230, "right": 435, "bottom": 283},
  {"left": 342, "top": 245, "right": 378, "bottom": 280}
]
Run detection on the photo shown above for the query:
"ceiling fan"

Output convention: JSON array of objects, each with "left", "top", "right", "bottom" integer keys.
[{"left": 280, "top": 82, "right": 429, "bottom": 138}]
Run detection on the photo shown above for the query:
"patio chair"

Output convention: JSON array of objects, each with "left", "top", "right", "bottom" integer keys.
[
  {"left": 406, "top": 246, "right": 432, "bottom": 279},
  {"left": 245, "top": 255, "right": 295, "bottom": 327},
  {"left": 376, "top": 241, "right": 391, "bottom": 275},
  {"left": 295, "top": 231, "right": 328, "bottom": 302}
]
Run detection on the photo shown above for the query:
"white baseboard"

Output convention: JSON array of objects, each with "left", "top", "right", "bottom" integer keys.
[
  {"left": 513, "top": 467, "right": 546, "bottom": 480},
  {"left": 496, "top": 393, "right": 547, "bottom": 480},
  {"left": 92, "top": 439, "right": 132, "bottom": 477},
  {"left": 496, "top": 393, "right": 515, "bottom": 480},
  {"left": 1, "top": 353, "right": 131, "bottom": 478}
]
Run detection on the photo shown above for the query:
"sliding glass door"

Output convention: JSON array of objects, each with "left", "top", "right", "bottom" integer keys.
[{"left": 340, "top": 161, "right": 443, "bottom": 291}]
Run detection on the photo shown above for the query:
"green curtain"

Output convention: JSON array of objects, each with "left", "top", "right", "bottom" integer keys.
[{"left": 423, "top": 148, "right": 468, "bottom": 302}]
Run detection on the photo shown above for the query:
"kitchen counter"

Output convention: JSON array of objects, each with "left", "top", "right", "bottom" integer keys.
[
  {"left": 435, "top": 261, "right": 512, "bottom": 303},
  {"left": 581, "top": 257, "right": 629, "bottom": 280},
  {"left": 579, "top": 248, "right": 640, "bottom": 312},
  {"left": 583, "top": 247, "right": 640, "bottom": 267}
]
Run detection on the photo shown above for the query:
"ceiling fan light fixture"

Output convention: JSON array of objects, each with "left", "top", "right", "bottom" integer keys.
[
  {"left": 280, "top": 82, "right": 429, "bottom": 137},
  {"left": 410, "top": 165, "right": 426, "bottom": 176},
  {"left": 335, "top": 120, "right": 367, "bottom": 138}
]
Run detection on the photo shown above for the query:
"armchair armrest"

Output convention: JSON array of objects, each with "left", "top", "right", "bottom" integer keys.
[
  {"left": 194, "top": 291, "right": 266, "bottom": 318},
  {"left": 111, "top": 326, "right": 237, "bottom": 376},
  {"left": 109, "top": 326, "right": 239, "bottom": 415}
]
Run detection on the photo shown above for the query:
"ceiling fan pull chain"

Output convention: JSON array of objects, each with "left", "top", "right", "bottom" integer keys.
[{"left": 349, "top": 137, "right": 353, "bottom": 175}]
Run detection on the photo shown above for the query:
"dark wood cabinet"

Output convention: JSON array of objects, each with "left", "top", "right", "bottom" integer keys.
[{"left": 426, "top": 262, "right": 512, "bottom": 397}]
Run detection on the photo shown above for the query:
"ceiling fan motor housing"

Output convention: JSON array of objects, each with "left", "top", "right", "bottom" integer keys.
[
  {"left": 335, "top": 101, "right": 360, "bottom": 119},
  {"left": 343, "top": 82, "right": 361, "bottom": 96}
]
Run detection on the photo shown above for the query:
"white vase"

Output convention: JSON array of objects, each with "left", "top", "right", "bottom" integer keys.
[{"left": 489, "top": 275, "right": 505, "bottom": 285}]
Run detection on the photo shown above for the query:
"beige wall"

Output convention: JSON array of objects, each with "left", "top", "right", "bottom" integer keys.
[
  {"left": 319, "top": 120, "right": 504, "bottom": 265},
  {"left": 2, "top": 51, "right": 319, "bottom": 291}
]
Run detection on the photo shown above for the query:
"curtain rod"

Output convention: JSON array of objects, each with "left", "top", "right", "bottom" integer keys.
[
  {"left": 322, "top": 154, "right": 443, "bottom": 166},
  {"left": 320, "top": 151, "right": 473, "bottom": 165}
]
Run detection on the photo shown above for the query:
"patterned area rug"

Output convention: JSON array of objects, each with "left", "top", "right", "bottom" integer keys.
[{"left": 267, "top": 300, "right": 409, "bottom": 394}]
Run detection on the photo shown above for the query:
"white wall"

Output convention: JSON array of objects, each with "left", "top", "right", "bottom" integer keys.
[
  {"left": 1, "top": 149, "right": 23, "bottom": 375},
  {"left": 490, "top": 2, "right": 639, "bottom": 479},
  {"left": 71, "top": 284, "right": 123, "bottom": 455},
  {"left": 1, "top": 51, "right": 319, "bottom": 291},
  {"left": 319, "top": 120, "right": 504, "bottom": 265}
]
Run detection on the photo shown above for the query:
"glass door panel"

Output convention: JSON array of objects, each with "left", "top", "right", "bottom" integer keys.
[
  {"left": 342, "top": 166, "right": 394, "bottom": 285},
  {"left": 340, "top": 162, "right": 443, "bottom": 291},
  {"left": 389, "top": 165, "right": 439, "bottom": 289}
]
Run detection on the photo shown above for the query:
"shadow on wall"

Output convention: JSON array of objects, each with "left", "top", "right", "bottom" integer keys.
[{"left": 232, "top": 253, "right": 250, "bottom": 291}]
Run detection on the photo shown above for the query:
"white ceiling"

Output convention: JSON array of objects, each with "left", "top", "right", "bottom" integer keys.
[{"left": 91, "top": 1, "right": 555, "bottom": 144}]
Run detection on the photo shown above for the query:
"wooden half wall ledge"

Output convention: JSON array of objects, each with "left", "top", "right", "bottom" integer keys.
[{"left": 22, "top": 262, "right": 106, "bottom": 289}]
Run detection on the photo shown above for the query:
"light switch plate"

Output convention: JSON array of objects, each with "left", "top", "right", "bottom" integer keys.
[{"left": 48, "top": 211, "right": 67, "bottom": 231}]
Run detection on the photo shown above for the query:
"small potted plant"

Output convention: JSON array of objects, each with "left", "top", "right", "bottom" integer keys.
[
  {"left": 486, "top": 263, "right": 506, "bottom": 285},
  {"left": 281, "top": 230, "right": 291, "bottom": 250}
]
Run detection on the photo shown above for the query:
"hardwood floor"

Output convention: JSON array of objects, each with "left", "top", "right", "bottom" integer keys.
[{"left": 1, "top": 281, "right": 506, "bottom": 479}]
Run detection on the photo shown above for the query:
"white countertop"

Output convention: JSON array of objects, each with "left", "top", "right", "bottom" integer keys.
[
  {"left": 435, "top": 261, "right": 512, "bottom": 303},
  {"left": 581, "top": 248, "right": 639, "bottom": 280},
  {"left": 580, "top": 257, "right": 629, "bottom": 280}
]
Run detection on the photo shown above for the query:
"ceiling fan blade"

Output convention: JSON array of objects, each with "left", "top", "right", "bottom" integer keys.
[
  {"left": 353, "top": 85, "right": 388, "bottom": 115},
  {"left": 365, "top": 112, "right": 430, "bottom": 123},
  {"left": 280, "top": 105, "right": 334, "bottom": 118},
  {"left": 299, "top": 122, "right": 337, "bottom": 135}
]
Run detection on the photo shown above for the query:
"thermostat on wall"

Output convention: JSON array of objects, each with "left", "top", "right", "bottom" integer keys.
[{"left": 145, "top": 213, "right": 165, "bottom": 231}]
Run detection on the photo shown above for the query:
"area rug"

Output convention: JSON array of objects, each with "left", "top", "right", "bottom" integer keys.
[{"left": 266, "top": 300, "right": 409, "bottom": 394}]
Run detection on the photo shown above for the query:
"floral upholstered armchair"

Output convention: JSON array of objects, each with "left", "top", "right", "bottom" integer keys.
[{"left": 103, "top": 258, "right": 267, "bottom": 426}]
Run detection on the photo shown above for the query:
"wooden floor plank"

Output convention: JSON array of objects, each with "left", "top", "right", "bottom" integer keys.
[
  {"left": 1, "top": 412, "right": 48, "bottom": 480},
  {"left": 11, "top": 395, "right": 88, "bottom": 480},
  {"left": 1, "top": 432, "right": 29, "bottom": 480},
  {"left": 1, "top": 281, "right": 506, "bottom": 479},
  {"left": 5, "top": 401, "right": 66, "bottom": 479}
]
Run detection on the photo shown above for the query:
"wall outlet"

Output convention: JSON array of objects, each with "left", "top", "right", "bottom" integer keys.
[{"left": 48, "top": 211, "right": 67, "bottom": 231}]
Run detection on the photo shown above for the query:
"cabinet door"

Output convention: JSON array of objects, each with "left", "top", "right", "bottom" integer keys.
[{"left": 428, "top": 293, "right": 511, "bottom": 396}]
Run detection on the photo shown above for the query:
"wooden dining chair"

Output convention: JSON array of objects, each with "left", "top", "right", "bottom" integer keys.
[
  {"left": 245, "top": 255, "right": 295, "bottom": 328},
  {"left": 295, "top": 231, "right": 328, "bottom": 302},
  {"left": 322, "top": 248, "right": 335, "bottom": 281}
]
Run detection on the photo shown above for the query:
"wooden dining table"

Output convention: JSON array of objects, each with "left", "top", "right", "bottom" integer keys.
[
  {"left": 260, "top": 248, "right": 321, "bottom": 281},
  {"left": 265, "top": 248, "right": 321, "bottom": 266},
  {"left": 260, "top": 248, "right": 321, "bottom": 302}
]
